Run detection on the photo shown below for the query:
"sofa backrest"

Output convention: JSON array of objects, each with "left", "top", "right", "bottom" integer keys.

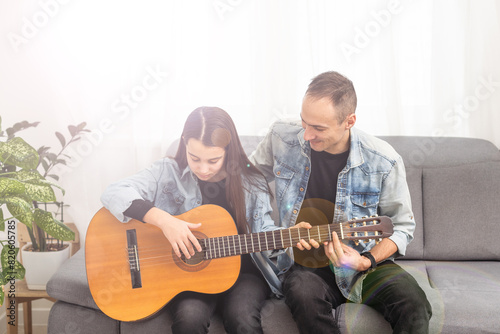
[{"left": 379, "top": 136, "right": 500, "bottom": 261}]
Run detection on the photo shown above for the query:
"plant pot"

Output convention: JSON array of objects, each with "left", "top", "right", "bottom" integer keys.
[{"left": 21, "top": 243, "right": 70, "bottom": 290}]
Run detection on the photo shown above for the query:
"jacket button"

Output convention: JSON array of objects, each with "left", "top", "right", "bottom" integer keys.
[
  {"left": 276, "top": 171, "right": 281, "bottom": 176},
  {"left": 293, "top": 209, "right": 298, "bottom": 214},
  {"left": 305, "top": 166, "right": 309, "bottom": 171},
  {"left": 300, "top": 187, "right": 304, "bottom": 192}
]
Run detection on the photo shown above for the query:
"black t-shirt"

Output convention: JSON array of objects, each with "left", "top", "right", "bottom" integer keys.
[
  {"left": 305, "top": 149, "right": 350, "bottom": 203},
  {"left": 198, "top": 179, "right": 233, "bottom": 219},
  {"left": 296, "top": 149, "right": 349, "bottom": 269}
]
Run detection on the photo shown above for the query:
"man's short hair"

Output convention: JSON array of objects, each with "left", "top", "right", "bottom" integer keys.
[{"left": 306, "top": 71, "right": 357, "bottom": 123}]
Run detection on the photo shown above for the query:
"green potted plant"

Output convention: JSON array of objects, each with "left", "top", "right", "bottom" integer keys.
[{"left": 0, "top": 115, "right": 89, "bottom": 303}]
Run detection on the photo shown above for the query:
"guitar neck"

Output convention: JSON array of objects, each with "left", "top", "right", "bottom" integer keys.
[{"left": 202, "top": 223, "right": 340, "bottom": 259}]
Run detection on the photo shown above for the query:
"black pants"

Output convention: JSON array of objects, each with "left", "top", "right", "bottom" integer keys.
[
  {"left": 283, "top": 261, "right": 432, "bottom": 334},
  {"left": 168, "top": 272, "right": 270, "bottom": 334}
]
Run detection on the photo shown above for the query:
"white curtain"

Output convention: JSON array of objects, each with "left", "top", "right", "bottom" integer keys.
[{"left": 1, "top": 0, "right": 499, "bottom": 243}]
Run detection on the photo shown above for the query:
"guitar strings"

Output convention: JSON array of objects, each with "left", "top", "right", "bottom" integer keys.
[{"left": 125, "top": 222, "right": 383, "bottom": 269}]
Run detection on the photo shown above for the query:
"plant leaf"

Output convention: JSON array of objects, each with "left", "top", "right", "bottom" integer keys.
[
  {"left": 0, "top": 276, "right": 4, "bottom": 304},
  {"left": 33, "top": 209, "right": 75, "bottom": 241},
  {"left": 0, "top": 177, "right": 25, "bottom": 198},
  {"left": 14, "top": 170, "right": 57, "bottom": 202},
  {"left": 0, "top": 209, "right": 4, "bottom": 231},
  {"left": 41, "top": 158, "right": 49, "bottom": 172},
  {"left": 55, "top": 131, "right": 66, "bottom": 148},
  {"left": 5, "top": 121, "right": 40, "bottom": 140},
  {"left": 5, "top": 197, "right": 33, "bottom": 228},
  {"left": 1, "top": 244, "right": 26, "bottom": 280},
  {"left": 0, "top": 137, "right": 39, "bottom": 170},
  {"left": 68, "top": 125, "right": 78, "bottom": 137}
]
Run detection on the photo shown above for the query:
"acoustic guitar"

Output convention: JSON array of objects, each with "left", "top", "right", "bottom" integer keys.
[{"left": 85, "top": 204, "right": 393, "bottom": 321}]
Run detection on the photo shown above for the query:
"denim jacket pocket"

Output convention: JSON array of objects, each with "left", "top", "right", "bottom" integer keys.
[
  {"left": 273, "top": 162, "right": 296, "bottom": 200},
  {"left": 161, "top": 181, "right": 186, "bottom": 214},
  {"left": 350, "top": 193, "right": 379, "bottom": 218}
]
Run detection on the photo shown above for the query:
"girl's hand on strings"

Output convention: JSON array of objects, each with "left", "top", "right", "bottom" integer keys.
[{"left": 143, "top": 207, "right": 202, "bottom": 259}]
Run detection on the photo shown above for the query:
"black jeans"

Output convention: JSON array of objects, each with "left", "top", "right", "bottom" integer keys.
[
  {"left": 168, "top": 272, "right": 270, "bottom": 334},
  {"left": 283, "top": 261, "right": 432, "bottom": 334}
]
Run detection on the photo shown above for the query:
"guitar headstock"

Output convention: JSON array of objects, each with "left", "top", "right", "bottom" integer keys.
[{"left": 341, "top": 216, "right": 393, "bottom": 244}]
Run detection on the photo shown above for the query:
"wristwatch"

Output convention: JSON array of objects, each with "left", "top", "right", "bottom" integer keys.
[{"left": 360, "top": 251, "right": 377, "bottom": 269}]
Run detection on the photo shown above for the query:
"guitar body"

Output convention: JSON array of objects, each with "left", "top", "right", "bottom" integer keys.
[
  {"left": 85, "top": 205, "right": 240, "bottom": 322},
  {"left": 293, "top": 198, "right": 335, "bottom": 268}
]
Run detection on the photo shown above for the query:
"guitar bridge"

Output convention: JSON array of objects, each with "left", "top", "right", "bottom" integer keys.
[{"left": 127, "top": 229, "right": 142, "bottom": 289}]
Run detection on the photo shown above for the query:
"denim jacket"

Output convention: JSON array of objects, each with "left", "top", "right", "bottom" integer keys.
[
  {"left": 101, "top": 157, "right": 291, "bottom": 297},
  {"left": 249, "top": 120, "right": 415, "bottom": 302}
]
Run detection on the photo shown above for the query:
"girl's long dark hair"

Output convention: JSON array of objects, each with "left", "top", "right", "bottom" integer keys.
[{"left": 174, "top": 107, "right": 271, "bottom": 232}]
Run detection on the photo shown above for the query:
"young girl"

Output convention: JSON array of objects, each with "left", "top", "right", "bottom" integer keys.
[{"left": 101, "top": 106, "right": 311, "bottom": 334}]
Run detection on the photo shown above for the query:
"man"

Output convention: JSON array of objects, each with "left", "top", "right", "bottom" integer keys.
[{"left": 250, "top": 71, "right": 431, "bottom": 333}]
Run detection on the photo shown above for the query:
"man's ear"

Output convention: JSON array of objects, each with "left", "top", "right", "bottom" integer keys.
[{"left": 345, "top": 113, "right": 356, "bottom": 130}]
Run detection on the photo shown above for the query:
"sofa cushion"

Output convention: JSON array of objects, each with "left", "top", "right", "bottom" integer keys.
[
  {"left": 48, "top": 301, "right": 119, "bottom": 334},
  {"left": 423, "top": 161, "right": 500, "bottom": 260},
  {"left": 46, "top": 249, "right": 99, "bottom": 310},
  {"left": 425, "top": 261, "right": 500, "bottom": 333}
]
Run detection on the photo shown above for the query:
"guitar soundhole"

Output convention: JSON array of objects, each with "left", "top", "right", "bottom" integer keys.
[{"left": 173, "top": 231, "right": 211, "bottom": 272}]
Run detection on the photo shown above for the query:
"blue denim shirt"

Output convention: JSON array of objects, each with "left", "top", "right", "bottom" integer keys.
[
  {"left": 101, "top": 157, "right": 292, "bottom": 297},
  {"left": 249, "top": 120, "right": 415, "bottom": 302}
]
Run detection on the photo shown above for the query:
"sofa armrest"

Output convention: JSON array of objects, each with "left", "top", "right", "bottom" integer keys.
[{"left": 46, "top": 248, "right": 99, "bottom": 310}]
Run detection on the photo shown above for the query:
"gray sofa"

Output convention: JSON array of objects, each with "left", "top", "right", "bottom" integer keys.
[{"left": 47, "top": 135, "right": 500, "bottom": 334}]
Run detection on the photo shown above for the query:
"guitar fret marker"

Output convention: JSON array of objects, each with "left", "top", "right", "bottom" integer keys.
[
  {"left": 257, "top": 233, "right": 261, "bottom": 252},
  {"left": 251, "top": 234, "right": 254, "bottom": 253},
  {"left": 340, "top": 223, "right": 344, "bottom": 239},
  {"left": 272, "top": 231, "right": 276, "bottom": 249}
]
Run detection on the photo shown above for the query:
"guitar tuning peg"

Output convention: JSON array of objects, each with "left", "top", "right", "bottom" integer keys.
[
  {"left": 370, "top": 214, "right": 379, "bottom": 217},
  {"left": 354, "top": 240, "right": 359, "bottom": 246}
]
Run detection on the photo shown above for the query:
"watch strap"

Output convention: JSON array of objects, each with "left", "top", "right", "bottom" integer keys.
[{"left": 360, "top": 251, "right": 377, "bottom": 269}]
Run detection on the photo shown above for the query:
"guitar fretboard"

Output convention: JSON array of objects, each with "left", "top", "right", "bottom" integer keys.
[{"left": 202, "top": 223, "right": 346, "bottom": 259}]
